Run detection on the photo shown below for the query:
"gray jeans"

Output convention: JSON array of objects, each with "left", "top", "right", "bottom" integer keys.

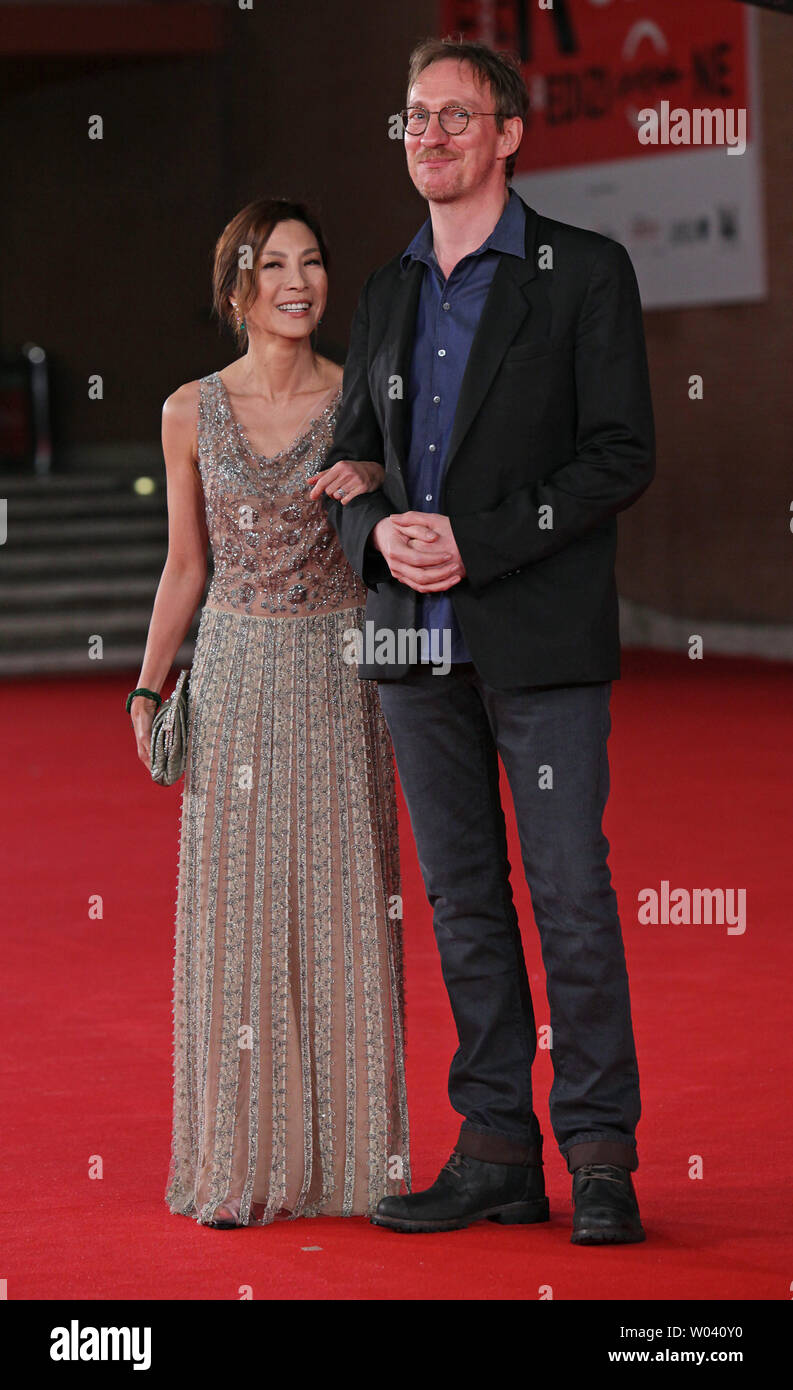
[{"left": 376, "top": 661, "right": 641, "bottom": 1173}]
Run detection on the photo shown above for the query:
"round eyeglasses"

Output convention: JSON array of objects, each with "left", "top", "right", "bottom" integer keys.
[{"left": 400, "top": 105, "right": 498, "bottom": 136}]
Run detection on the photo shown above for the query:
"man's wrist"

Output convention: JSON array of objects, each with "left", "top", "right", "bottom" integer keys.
[{"left": 369, "top": 516, "right": 390, "bottom": 554}]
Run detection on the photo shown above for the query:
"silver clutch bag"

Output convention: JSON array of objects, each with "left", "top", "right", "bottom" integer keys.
[{"left": 150, "top": 668, "right": 190, "bottom": 786}]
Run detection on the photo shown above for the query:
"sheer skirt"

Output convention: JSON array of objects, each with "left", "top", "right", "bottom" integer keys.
[{"left": 165, "top": 601, "right": 410, "bottom": 1225}]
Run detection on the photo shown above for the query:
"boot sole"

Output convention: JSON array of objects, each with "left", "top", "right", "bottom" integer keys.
[
  {"left": 370, "top": 1195, "right": 550, "bottom": 1233},
  {"left": 571, "top": 1226, "right": 645, "bottom": 1245}
]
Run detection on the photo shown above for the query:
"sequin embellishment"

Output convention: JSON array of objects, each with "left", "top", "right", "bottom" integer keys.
[{"left": 165, "top": 373, "right": 410, "bottom": 1225}]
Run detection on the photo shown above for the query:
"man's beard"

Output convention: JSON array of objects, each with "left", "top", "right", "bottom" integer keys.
[{"left": 412, "top": 161, "right": 464, "bottom": 203}]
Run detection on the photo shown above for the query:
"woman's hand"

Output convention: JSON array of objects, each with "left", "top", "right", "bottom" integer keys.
[
  {"left": 307, "top": 459, "right": 385, "bottom": 504},
  {"left": 130, "top": 696, "right": 157, "bottom": 771}
]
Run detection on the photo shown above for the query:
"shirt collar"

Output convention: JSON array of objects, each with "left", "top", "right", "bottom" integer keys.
[{"left": 400, "top": 187, "right": 526, "bottom": 271}]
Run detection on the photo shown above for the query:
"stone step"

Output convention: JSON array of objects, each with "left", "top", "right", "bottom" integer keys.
[
  {"left": 0, "top": 470, "right": 158, "bottom": 495},
  {"left": 2, "top": 604, "right": 172, "bottom": 639},
  {"left": 0, "top": 575, "right": 183, "bottom": 608},
  {"left": 0, "top": 469, "right": 193, "bottom": 676},
  {"left": 3, "top": 491, "right": 165, "bottom": 521},
  {"left": 0, "top": 641, "right": 195, "bottom": 678},
  {"left": 2, "top": 515, "right": 168, "bottom": 546},
  {"left": 0, "top": 542, "right": 168, "bottom": 575}
]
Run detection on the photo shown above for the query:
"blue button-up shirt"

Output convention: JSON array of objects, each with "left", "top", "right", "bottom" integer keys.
[{"left": 400, "top": 187, "right": 526, "bottom": 663}]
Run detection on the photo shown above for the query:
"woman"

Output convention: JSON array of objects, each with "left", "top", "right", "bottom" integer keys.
[{"left": 128, "top": 198, "right": 410, "bottom": 1227}]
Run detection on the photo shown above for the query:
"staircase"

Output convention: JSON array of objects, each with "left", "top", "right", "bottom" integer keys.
[{"left": 0, "top": 470, "right": 203, "bottom": 677}]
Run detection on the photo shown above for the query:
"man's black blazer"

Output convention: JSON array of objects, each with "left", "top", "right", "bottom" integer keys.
[{"left": 320, "top": 193, "right": 655, "bottom": 688}]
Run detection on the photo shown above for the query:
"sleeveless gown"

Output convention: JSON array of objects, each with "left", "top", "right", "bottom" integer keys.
[{"left": 165, "top": 371, "right": 410, "bottom": 1225}]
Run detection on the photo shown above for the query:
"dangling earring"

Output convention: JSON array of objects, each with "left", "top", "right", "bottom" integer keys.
[{"left": 231, "top": 300, "right": 245, "bottom": 333}]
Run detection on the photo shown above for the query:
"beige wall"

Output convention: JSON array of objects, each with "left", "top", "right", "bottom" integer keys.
[{"left": 623, "top": 8, "right": 793, "bottom": 623}]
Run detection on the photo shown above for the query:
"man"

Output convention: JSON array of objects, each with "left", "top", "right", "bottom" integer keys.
[{"left": 320, "top": 36, "right": 655, "bottom": 1244}]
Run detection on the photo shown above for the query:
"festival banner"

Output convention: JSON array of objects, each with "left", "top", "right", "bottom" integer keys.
[{"left": 439, "top": 0, "right": 767, "bottom": 307}]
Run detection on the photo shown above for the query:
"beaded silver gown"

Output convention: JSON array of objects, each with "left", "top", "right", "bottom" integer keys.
[{"left": 165, "top": 371, "right": 410, "bottom": 1226}]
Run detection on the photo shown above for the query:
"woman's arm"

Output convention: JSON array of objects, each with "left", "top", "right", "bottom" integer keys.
[{"left": 129, "top": 381, "right": 209, "bottom": 769}]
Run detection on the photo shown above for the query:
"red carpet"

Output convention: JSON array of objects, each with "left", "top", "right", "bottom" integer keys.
[{"left": 1, "top": 650, "right": 790, "bottom": 1300}]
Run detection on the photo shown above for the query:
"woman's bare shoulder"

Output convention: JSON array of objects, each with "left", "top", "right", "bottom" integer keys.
[{"left": 162, "top": 378, "right": 203, "bottom": 422}]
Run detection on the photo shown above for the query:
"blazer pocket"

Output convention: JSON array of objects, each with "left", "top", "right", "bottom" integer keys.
[{"left": 502, "top": 337, "right": 561, "bottom": 365}]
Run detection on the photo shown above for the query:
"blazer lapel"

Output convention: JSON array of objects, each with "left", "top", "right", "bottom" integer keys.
[
  {"left": 380, "top": 258, "right": 424, "bottom": 487},
  {"left": 378, "top": 198, "right": 541, "bottom": 489},
  {"left": 443, "top": 199, "right": 540, "bottom": 477}
]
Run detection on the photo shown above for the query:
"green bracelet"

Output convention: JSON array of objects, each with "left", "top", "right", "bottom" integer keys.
[{"left": 126, "top": 687, "right": 163, "bottom": 714}]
